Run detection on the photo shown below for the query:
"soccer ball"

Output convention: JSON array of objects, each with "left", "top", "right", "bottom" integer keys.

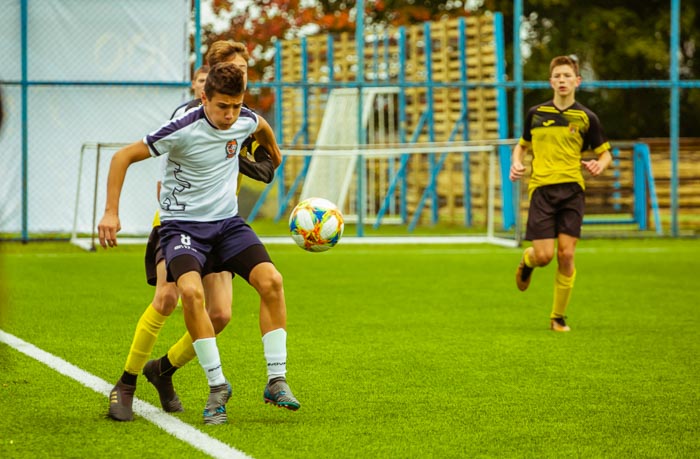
[{"left": 289, "top": 197, "right": 344, "bottom": 252}]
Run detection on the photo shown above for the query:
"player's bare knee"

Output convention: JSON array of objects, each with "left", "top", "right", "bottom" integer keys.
[
  {"left": 263, "top": 269, "right": 284, "bottom": 295},
  {"left": 209, "top": 310, "right": 231, "bottom": 333},
  {"left": 251, "top": 265, "right": 283, "bottom": 295},
  {"left": 178, "top": 284, "right": 204, "bottom": 308},
  {"left": 533, "top": 249, "right": 554, "bottom": 266},
  {"left": 256, "top": 269, "right": 283, "bottom": 296},
  {"left": 152, "top": 285, "right": 179, "bottom": 314},
  {"left": 557, "top": 247, "right": 575, "bottom": 266}
]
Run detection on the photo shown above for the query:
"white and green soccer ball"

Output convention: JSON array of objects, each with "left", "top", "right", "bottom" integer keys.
[{"left": 289, "top": 197, "right": 344, "bottom": 252}]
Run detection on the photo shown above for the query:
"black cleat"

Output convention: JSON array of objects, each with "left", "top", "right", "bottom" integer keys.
[
  {"left": 108, "top": 380, "right": 136, "bottom": 421},
  {"left": 143, "top": 359, "right": 184, "bottom": 412},
  {"left": 516, "top": 258, "right": 534, "bottom": 291},
  {"left": 550, "top": 317, "right": 571, "bottom": 332}
]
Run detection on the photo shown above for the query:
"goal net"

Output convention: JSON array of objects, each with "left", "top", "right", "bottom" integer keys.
[{"left": 300, "top": 87, "right": 400, "bottom": 214}]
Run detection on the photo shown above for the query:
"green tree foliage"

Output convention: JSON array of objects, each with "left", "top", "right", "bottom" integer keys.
[
  {"left": 480, "top": 0, "right": 699, "bottom": 137},
  {"left": 205, "top": 0, "right": 469, "bottom": 111},
  {"left": 206, "top": 0, "right": 699, "bottom": 137}
]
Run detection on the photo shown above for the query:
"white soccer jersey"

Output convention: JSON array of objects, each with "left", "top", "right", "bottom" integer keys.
[
  {"left": 170, "top": 101, "right": 190, "bottom": 120},
  {"left": 156, "top": 101, "right": 202, "bottom": 187},
  {"left": 170, "top": 98, "right": 201, "bottom": 120},
  {"left": 144, "top": 105, "right": 259, "bottom": 222}
]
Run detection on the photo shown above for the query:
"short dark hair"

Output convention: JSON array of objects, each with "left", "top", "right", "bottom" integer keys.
[
  {"left": 204, "top": 62, "right": 246, "bottom": 99},
  {"left": 549, "top": 55, "right": 580, "bottom": 76}
]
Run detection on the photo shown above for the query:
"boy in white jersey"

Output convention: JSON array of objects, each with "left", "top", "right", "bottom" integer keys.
[
  {"left": 106, "top": 41, "right": 289, "bottom": 424},
  {"left": 98, "top": 62, "right": 292, "bottom": 424}
]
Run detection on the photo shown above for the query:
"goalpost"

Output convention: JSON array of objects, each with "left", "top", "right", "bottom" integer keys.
[
  {"left": 71, "top": 142, "right": 159, "bottom": 251},
  {"left": 71, "top": 141, "right": 523, "bottom": 251}
]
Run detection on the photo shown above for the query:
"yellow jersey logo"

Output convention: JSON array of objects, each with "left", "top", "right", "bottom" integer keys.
[{"left": 543, "top": 120, "right": 555, "bottom": 126}]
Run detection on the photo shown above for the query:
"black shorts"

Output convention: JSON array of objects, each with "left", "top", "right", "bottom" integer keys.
[
  {"left": 144, "top": 226, "right": 164, "bottom": 286},
  {"left": 525, "top": 182, "right": 585, "bottom": 240}
]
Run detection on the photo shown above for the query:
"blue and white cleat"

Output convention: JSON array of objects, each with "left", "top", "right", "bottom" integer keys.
[
  {"left": 203, "top": 381, "right": 232, "bottom": 425},
  {"left": 264, "top": 377, "right": 300, "bottom": 411}
]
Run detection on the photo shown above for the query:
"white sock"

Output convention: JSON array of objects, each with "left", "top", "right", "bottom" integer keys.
[
  {"left": 262, "top": 328, "right": 287, "bottom": 381},
  {"left": 192, "top": 337, "right": 226, "bottom": 387}
]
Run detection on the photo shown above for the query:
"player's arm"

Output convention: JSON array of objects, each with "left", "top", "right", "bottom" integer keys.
[
  {"left": 581, "top": 113, "right": 612, "bottom": 177},
  {"left": 239, "top": 140, "right": 275, "bottom": 183},
  {"left": 98, "top": 141, "right": 151, "bottom": 248},
  {"left": 510, "top": 142, "right": 528, "bottom": 181},
  {"left": 252, "top": 116, "right": 282, "bottom": 168},
  {"left": 582, "top": 148, "right": 612, "bottom": 177},
  {"left": 510, "top": 107, "right": 534, "bottom": 182}
]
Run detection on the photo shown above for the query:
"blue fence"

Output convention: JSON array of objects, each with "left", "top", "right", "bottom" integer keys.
[
  {"left": 2, "top": 0, "right": 203, "bottom": 241},
  {"left": 3, "top": 0, "right": 697, "bottom": 240},
  {"left": 245, "top": 1, "right": 697, "bottom": 237}
]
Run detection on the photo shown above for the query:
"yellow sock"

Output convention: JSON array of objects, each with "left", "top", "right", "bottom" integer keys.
[
  {"left": 551, "top": 269, "right": 576, "bottom": 319},
  {"left": 167, "top": 332, "right": 197, "bottom": 369},
  {"left": 523, "top": 247, "right": 535, "bottom": 268},
  {"left": 124, "top": 304, "right": 167, "bottom": 374}
]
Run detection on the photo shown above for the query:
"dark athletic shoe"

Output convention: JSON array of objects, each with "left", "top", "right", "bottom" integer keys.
[
  {"left": 550, "top": 317, "right": 571, "bottom": 332},
  {"left": 108, "top": 380, "right": 136, "bottom": 421},
  {"left": 263, "top": 377, "right": 300, "bottom": 411},
  {"left": 143, "top": 359, "right": 184, "bottom": 412},
  {"left": 516, "top": 257, "right": 534, "bottom": 291}
]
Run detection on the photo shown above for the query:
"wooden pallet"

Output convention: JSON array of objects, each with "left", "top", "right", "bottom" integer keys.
[{"left": 276, "top": 17, "right": 501, "bottom": 223}]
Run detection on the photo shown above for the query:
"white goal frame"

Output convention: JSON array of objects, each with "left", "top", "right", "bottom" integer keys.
[
  {"left": 71, "top": 141, "right": 523, "bottom": 251},
  {"left": 277, "top": 141, "right": 522, "bottom": 248},
  {"left": 71, "top": 142, "right": 157, "bottom": 251}
]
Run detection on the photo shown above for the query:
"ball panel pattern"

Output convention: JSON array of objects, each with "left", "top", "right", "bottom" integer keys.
[{"left": 289, "top": 198, "right": 344, "bottom": 252}]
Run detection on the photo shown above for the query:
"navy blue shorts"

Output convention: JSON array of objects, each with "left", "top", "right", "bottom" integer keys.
[{"left": 159, "top": 216, "right": 268, "bottom": 282}]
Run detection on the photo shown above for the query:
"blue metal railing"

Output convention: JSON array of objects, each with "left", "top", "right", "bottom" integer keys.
[
  {"left": 634, "top": 143, "right": 663, "bottom": 235},
  {"left": 584, "top": 142, "right": 662, "bottom": 235},
  {"left": 252, "top": 6, "right": 698, "bottom": 236},
  {"left": 13, "top": 0, "right": 202, "bottom": 242}
]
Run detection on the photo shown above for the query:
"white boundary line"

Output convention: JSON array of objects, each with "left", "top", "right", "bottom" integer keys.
[{"left": 0, "top": 330, "right": 252, "bottom": 459}]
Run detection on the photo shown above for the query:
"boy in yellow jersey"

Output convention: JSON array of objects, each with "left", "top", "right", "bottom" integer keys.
[{"left": 509, "top": 55, "right": 612, "bottom": 332}]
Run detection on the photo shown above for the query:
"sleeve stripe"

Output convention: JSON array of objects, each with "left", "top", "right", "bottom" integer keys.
[
  {"left": 594, "top": 142, "right": 611, "bottom": 154},
  {"left": 145, "top": 107, "right": 205, "bottom": 154},
  {"left": 144, "top": 136, "right": 163, "bottom": 157}
]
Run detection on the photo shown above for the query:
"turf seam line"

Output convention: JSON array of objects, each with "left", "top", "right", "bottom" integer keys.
[{"left": 0, "top": 329, "right": 252, "bottom": 459}]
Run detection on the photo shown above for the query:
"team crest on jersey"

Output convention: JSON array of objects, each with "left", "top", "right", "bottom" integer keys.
[
  {"left": 225, "top": 139, "right": 238, "bottom": 159},
  {"left": 568, "top": 124, "right": 579, "bottom": 134}
]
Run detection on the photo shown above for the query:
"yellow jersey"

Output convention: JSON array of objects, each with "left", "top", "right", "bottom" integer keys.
[{"left": 519, "top": 100, "right": 610, "bottom": 196}]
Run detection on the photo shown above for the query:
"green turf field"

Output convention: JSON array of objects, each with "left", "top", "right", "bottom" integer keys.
[{"left": 1, "top": 239, "right": 698, "bottom": 458}]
